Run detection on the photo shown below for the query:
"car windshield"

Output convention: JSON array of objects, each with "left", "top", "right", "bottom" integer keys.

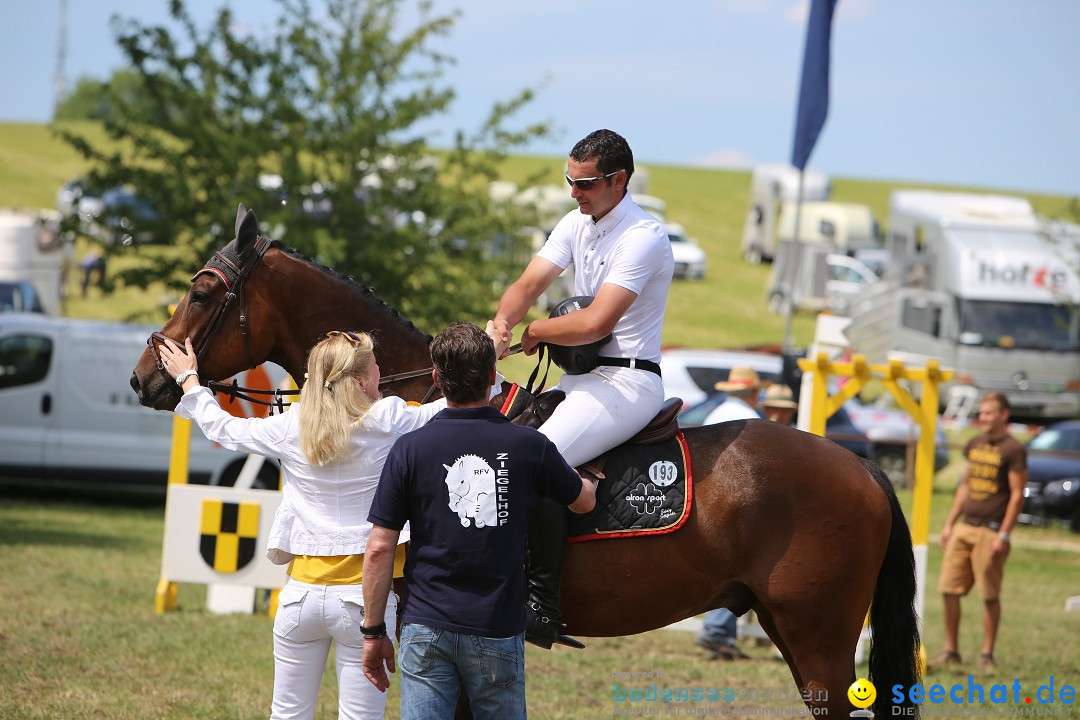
[
  {"left": 1028, "top": 427, "right": 1080, "bottom": 452},
  {"left": 957, "top": 299, "right": 1079, "bottom": 351},
  {"left": 678, "top": 394, "right": 725, "bottom": 425}
]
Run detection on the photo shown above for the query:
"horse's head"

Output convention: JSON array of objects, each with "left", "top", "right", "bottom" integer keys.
[{"left": 130, "top": 204, "right": 283, "bottom": 410}]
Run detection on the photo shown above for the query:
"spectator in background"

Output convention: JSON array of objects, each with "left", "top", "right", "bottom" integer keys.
[
  {"left": 933, "top": 391, "right": 1026, "bottom": 672},
  {"left": 762, "top": 383, "right": 798, "bottom": 426},
  {"left": 702, "top": 366, "right": 764, "bottom": 426},
  {"left": 80, "top": 251, "right": 107, "bottom": 297}
]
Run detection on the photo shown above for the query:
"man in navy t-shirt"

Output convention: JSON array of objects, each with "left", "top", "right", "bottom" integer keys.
[{"left": 361, "top": 322, "right": 596, "bottom": 719}]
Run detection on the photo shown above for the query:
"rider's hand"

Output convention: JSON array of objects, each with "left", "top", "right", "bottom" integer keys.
[
  {"left": 160, "top": 337, "right": 199, "bottom": 379},
  {"left": 521, "top": 323, "right": 541, "bottom": 356}
]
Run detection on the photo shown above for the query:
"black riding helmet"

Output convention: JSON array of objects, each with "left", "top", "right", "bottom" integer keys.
[{"left": 544, "top": 296, "right": 612, "bottom": 375}]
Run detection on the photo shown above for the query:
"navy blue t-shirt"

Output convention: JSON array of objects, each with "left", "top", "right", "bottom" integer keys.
[{"left": 368, "top": 406, "right": 582, "bottom": 637}]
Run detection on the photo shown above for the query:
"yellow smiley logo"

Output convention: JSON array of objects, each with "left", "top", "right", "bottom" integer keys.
[{"left": 847, "top": 678, "right": 876, "bottom": 709}]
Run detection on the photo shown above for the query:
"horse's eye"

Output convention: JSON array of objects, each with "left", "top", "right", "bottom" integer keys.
[{"left": 190, "top": 291, "right": 210, "bottom": 305}]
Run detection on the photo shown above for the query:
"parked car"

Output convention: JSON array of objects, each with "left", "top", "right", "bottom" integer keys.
[
  {"left": 842, "top": 400, "right": 951, "bottom": 485},
  {"left": 1019, "top": 420, "right": 1080, "bottom": 532},
  {"left": 56, "top": 180, "right": 162, "bottom": 245},
  {"left": 660, "top": 348, "right": 785, "bottom": 408},
  {"left": 0, "top": 280, "right": 45, "bottom": 314},
  {"left": 677, "top": 391, "right": 874, "bottom": 460},
  {"left": 665, "top": 222, "right": 706, "bottom": 280}
]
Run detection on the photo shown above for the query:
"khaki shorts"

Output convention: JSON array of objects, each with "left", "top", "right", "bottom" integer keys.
[{"left": 938, "top": 522, "right": 1007, "bottom": 601}]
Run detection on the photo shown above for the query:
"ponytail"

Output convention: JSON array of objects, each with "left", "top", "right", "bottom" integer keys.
[{"left": 298, "top": 331, "right": 377, "bottom": 466}]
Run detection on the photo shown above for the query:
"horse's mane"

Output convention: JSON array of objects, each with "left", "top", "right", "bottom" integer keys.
[{"left": 268, "top": 241, "right": 432, "bottom": 344}]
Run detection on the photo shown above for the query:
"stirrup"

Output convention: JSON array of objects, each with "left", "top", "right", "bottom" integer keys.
[{"left": 525, "top": 605, "right": 585, "bottom": 650}]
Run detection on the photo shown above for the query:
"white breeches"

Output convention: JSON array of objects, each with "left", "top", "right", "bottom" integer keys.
[{"left": 539, "top": 365, "right": 665, "bottom": 468}]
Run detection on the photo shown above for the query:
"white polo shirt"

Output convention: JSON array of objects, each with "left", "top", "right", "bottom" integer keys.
[{"left": 538, "top": 192, "right": 674, "bottom": 362}]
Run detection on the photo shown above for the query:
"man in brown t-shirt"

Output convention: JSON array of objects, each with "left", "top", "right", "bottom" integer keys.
[{"left": 934, "top": 391, "right": 1027, "bottom": 671}]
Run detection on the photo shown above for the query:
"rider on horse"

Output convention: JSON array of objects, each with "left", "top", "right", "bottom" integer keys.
[{"left": 488, "top": 129, "right": 674, "bottom": 647}]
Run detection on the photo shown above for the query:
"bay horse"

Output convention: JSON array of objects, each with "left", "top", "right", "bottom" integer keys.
[{"left": 131, "top": 206, "right": 920, "bottom": 717}]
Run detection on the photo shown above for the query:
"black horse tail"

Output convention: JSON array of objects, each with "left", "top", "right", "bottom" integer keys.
[{"left": 861, "top": 458, "right": 921, "bottom": 717}]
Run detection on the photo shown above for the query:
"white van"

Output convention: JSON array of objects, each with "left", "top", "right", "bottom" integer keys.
[
  {"left": 741, "top": 165, "right": 831, "bottom": 263},
  {"left": 843, "top": 190, "right": 1080, "bottom": 421},
  {"left": 0, "top": 210, "right": 66, "bottom": 315},
  {"left": 0, "top": 313, "right": 284, "bottom": 494}
]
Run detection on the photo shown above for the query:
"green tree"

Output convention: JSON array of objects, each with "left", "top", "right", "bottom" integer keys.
[
  {"left": 54, "top": 68, "right": 149, "bottom": 123},
  {"left": 55, "top": 0, "right": 551, "bottom": 330}
]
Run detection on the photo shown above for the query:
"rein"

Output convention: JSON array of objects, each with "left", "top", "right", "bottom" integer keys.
[
  {"left": 150, "top": 238, "right": 527, "bottom": 414},
  {"left": 209, "top": 343, "right": 526, "bottom": 412}
]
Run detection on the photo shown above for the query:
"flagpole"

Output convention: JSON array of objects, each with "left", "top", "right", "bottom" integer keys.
[{"left": 782, "top": 168, "right": 805, "bottom": 352}]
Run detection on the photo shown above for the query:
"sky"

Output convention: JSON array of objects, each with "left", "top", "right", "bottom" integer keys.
[{"left": 1, "top": 0, "right": 1077, "bottom": 197}]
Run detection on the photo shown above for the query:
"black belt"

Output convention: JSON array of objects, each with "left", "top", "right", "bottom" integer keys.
[
  {"left": 964, "top": 519, "right": 1002, "bottom": 531},
  {"left": 597, "top": 356, "right": 662, "bottom": 377}
]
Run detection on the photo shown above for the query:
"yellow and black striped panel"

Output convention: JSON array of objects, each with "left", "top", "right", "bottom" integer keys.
[{"left": 199, "top": 499, "right": 259, "bottom": 573}]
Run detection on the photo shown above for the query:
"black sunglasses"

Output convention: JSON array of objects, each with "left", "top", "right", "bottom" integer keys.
[
  {"left": 565, "top": 169, "right": 621, "bottom": 191},
  {"left": 327, "top": 330, "right": 368, "bottom": 346}
]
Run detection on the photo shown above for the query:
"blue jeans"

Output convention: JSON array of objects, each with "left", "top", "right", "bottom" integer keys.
[
  {"left": 700, "top": 609, "right": 737, "bottom": 646},
  {"left": 398, "top": 623, "right": 526, "bottom": 720}
]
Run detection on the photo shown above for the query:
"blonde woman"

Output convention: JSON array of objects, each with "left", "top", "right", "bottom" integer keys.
[{"left": 159, "top": 331, "right": 450, "bottom": 720}]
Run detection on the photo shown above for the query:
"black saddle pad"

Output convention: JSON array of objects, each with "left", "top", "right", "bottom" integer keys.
[{"left": 567, "top": 431, "right": 692, "bottom": 542}]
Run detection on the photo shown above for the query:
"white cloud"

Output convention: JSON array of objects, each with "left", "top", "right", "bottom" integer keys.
[{"left": 692, "top": 149, "right": 756, "bottom": 170}]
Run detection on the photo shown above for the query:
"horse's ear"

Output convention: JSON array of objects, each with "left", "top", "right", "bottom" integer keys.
[
  {"left": 236, "top": 207, "right": 259, "bottom": 250},
  {"left": 234, "top": 203, "right": 248, "bottom": 237}
]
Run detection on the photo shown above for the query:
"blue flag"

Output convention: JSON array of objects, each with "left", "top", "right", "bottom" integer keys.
[{"left": 791, "top": 0, "right": 839, "bottom": 171}]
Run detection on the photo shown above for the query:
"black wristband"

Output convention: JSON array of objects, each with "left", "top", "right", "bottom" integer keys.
[{"left": 360, "top": 621, "right": 387, "bottom": 638}]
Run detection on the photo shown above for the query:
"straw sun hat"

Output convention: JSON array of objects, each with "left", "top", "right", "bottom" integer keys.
[
  {"left": 762, "top": 383, "right": 798, "bottom": 409},
  {"left": 714, "top": 365, "right": 767, "bottom": 392}
]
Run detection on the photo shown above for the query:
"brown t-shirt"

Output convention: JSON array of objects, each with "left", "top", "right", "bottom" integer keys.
[{"left": 961, "top": 433, "right": 1027, "bottom": 525}]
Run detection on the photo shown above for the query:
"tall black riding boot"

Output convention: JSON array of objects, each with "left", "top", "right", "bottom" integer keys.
[{"left": 524, "top": 495, "right": 568, "bottom": 649}]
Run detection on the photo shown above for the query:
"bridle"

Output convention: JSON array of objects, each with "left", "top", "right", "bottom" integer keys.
[
  {"left": 147, "top": 234, "right": 272, "bottom": 386},
  {"left": 145, "top": 234, "right": 444, "bottom": 412}
]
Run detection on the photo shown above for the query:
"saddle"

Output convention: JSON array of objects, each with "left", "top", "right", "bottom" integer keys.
[{"left": 512, "top": 390, "right": 683, "bottom": 475}]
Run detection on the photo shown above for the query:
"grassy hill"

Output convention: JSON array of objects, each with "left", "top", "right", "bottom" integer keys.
[{"left": 2, "top": 122, "right": 1074, "bottom": 352}]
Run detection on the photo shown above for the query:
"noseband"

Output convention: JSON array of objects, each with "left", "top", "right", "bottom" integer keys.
[{"left": 147, "top": 234, "right": 272, "bottom": 382}]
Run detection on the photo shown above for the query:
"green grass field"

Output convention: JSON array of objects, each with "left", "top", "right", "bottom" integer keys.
[
  {"left": 2, "top": 122, "right": 1079, "bottom": 718},
  {"left": 1, "top": 490, "right": 1077, "bottom": 720}
]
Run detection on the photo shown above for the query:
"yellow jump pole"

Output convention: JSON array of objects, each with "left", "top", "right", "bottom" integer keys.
[{"left": 156, "top": 415, "right": 192, "bottom": 613}]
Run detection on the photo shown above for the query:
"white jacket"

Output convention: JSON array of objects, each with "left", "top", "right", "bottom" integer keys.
[{"left": 177, "top": 386, "right": 447, "bottom": 564}]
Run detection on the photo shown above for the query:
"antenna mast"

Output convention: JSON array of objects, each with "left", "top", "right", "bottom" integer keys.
[{"left": 53, "top": 0, "right": 69, "bottom": 118}]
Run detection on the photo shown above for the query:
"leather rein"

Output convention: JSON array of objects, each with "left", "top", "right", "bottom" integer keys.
[{"left": 146, "top": 235, "right": 441, "bottom": 414}]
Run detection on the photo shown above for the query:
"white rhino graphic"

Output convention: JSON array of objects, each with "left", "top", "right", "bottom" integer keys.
[{"left": 443, "top": 454, "right": 498, "bottom": 528}]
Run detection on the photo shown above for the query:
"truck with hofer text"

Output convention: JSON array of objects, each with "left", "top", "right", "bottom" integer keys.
[{"left": 841, "top": 190, "right": 1079, "bottom": 423}]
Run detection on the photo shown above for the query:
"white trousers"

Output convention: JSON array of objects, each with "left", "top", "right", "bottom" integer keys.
[
  {"left": 270, "top": 578, "right": 398, "bottom": 720},
  {"left": 539, "top": 365, "right": 666, "bottom": 468}
]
